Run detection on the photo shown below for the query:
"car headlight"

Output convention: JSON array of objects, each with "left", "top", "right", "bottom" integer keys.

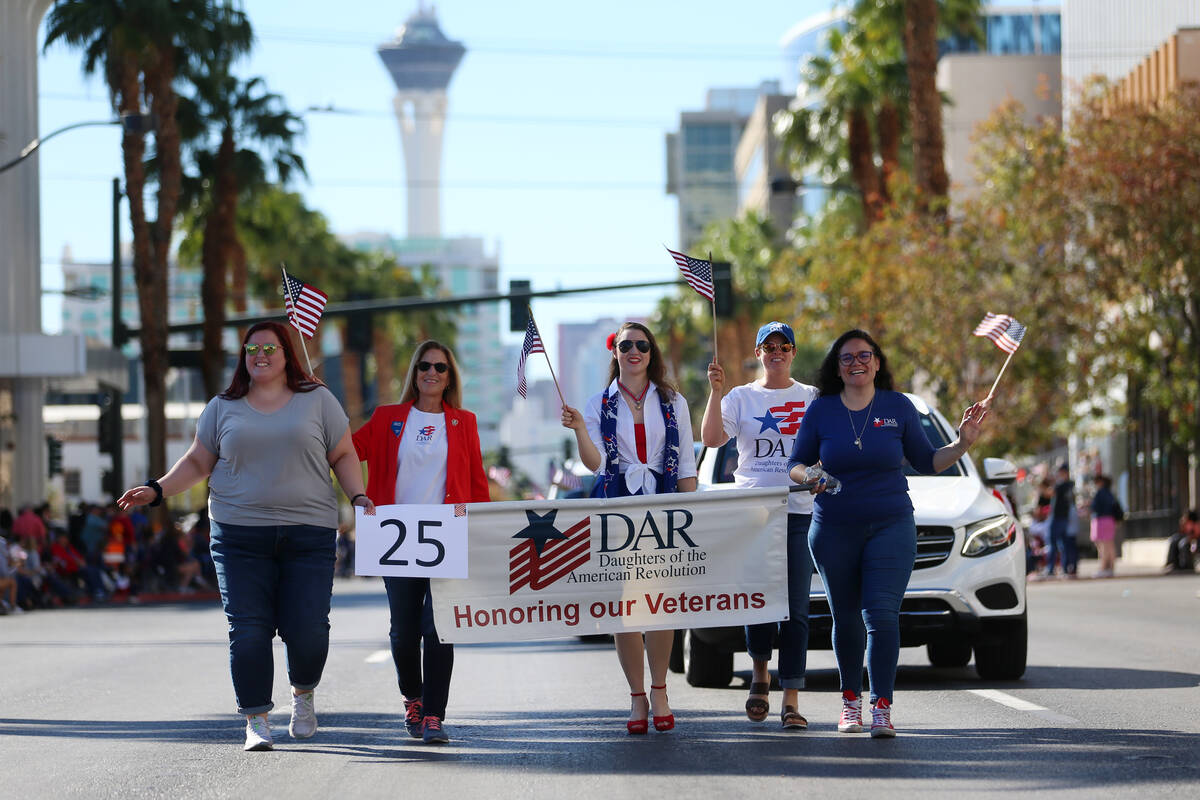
[{"left": 961, "top": 514, "right": 1016, "bottom": 557}]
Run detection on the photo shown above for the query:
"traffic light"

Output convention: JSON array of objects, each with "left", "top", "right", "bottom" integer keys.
[
  {"left": 508, "top": 279, "right": 531, "bottom": 332},
  {"left": 100, "top": 470, "right": 117, "bottom": 499},
  {"left": 98, "top": 391, "right": 120, "bottom": 455},
  {"left": 46, "top": 436, "right": 63, "bottom": 477},
  {"left": 712, "top": 261, "right": 734, "bottom": 318}
]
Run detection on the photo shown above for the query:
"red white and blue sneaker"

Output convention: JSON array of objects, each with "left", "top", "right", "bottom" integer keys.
[
  {"left": 870, "top": 698, "right": 896, "bottom": 738},
  {"left": 404, "top": 698, "right": 424, "bottom": 739},
  {"left": 838, "top": 690, "right": 863, "bottom": 733}
]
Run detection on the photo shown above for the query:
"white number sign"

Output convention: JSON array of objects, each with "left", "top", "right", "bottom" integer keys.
[{"left": 355, "top": 504, "right": 469, "bottom": 579}]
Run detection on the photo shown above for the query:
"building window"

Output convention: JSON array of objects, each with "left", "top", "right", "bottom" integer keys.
[
  {"left": 1039, "top": 13, "right": 1062, "bottom": 55},
  {"left": 987, "top": 14, "right": 1035, "bottom": 55}
]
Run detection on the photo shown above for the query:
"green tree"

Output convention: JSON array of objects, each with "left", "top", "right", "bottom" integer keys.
[
  {"left": 44, "top": 0, "right": 252, "bottom": 483},
  {"left": 175, "top": 62, "right": 306, "bottom": 397}
]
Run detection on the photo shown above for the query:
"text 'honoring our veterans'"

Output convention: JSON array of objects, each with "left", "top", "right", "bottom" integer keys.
[{"left": 429, "top": 487, "right": 788, "bottom": 643}]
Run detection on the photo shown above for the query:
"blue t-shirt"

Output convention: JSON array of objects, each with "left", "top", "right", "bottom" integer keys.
[{"left": 788, "top": 390, "right": 937, "bottom": 525}]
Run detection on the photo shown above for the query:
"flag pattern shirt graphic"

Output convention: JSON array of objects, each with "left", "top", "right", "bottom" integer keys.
[
  {"left": 283, "top": 274, "right": 329, "bottom": 340},
  {"left": 973, "top": 312, "right": 1026, "bottom": 354},
  {"left": 665, "top": 247, "right": 715, "bottom": 301}
]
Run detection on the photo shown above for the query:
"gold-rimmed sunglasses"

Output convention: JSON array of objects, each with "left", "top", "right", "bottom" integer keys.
[{"left": 244, "top": 343, "right": 278, "bottom": 356}]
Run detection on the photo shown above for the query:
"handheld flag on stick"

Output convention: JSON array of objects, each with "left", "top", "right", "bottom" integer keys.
[
  {"left": 517, "top": 308, "right": 565, "bottom": 406},
  {"left": 281, "top": 265, "right": 326, "bottom": 374},
  {"left": 973, "top": 313, "right": 1027, "bottom": 402},
  {"left": 664, "top": 246, "right": 719, "bottom": 362}
]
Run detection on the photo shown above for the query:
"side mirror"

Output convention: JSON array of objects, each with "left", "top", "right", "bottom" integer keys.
[{"left": 982, "top": 457, "right": 1018, "bottom": 486}]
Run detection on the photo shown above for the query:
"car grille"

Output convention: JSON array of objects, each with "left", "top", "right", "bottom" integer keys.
[{"left": 914, "top": 525, "right": 955, "bottom": 570}]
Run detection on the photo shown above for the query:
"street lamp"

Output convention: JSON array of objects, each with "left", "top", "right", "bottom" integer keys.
[{"left": 0, "top": 112, "right": 154, "bottom": 174}]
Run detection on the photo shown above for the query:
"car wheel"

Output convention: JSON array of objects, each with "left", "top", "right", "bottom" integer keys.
[
  {"left": 973, "top": 613, "right": 1028, "bottom": 680},
  {"left": 684, "top": 630, "right": 734, "bottom": 688},
  {"left": 927, "top": 639, "right": 972, "bottom": 668},
  {"left": 668, "top": 629, "right": 684, "bottom": 674}
]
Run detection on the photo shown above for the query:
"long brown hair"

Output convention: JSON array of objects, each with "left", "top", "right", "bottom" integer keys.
[
  {"left": 399, "top": 340, "right": 463, "bottom": 409},
  {"left": 606, "top": 321, "right": 676, "bottom": 400},
  {"left": 220, "top": 321, "right": 322, "bottom": 400}
]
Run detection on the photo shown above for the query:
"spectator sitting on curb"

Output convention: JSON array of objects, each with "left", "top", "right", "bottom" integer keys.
[{"left": 1166, "top": 510, "right": 1198, "bottom": 572}]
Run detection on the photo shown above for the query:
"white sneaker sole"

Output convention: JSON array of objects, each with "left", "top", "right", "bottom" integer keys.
[
  {"left": 289, "top": 724, "right": 316, "bottom": 739},
  {"left": 870, "top": 726, "right": 896, "bottom": 738},
  {"left": 838, "top": 722, "right": 864, "bottom": 733},
  {"left": 244, "top": 738, "right": 273, "bottom": 751}
]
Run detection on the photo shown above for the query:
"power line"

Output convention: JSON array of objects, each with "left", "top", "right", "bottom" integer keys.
[{"left": 41, "top": 173, "right": 737, "bottom": 191}]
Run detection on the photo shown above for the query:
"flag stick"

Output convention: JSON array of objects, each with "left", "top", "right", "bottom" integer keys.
[
  {"left": 985, "top": 347, "right": 1018, "bottom": 404},
  {"left": 528, "top": 304, "right": 566, "bottom": 407},
  {"left": 709, "top": 251, "right": 719, "bottom": 364},
  {"left": 280, "top": 263, "right": 315, "bottom": 375}
]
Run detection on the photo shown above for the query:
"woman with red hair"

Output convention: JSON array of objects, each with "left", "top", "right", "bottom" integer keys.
[{"left": 118, "top": 321, "right": 374, "bottom": 752}]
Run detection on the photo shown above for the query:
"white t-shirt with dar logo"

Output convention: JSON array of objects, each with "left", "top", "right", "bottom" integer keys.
[
  {"left": 721, "top": 379, "right": 818, "bottom": 514},
  {"left": 395, "top": 409, "right": 449, "bottom": 505}
]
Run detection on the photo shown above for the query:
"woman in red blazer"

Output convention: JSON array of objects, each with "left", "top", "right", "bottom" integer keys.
[{"left": 353, "top": 340, "right": 489, "bottom": 745}]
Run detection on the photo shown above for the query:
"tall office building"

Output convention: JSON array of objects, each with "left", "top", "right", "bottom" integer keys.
[
  {"left": 665, "top": 81, "right": 781, "bottom": 251},
  {"left": 378, "top": 4, "right": 465, "bottom": 239}
]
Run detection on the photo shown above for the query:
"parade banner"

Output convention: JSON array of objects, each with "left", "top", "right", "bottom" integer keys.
[{"left": 430, "top": 487, "right": 788, "bottom": 643}]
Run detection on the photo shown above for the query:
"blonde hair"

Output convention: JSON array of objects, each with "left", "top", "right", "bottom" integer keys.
[{"left": 399, "top": 340, "right": 463, "bottom": 409}]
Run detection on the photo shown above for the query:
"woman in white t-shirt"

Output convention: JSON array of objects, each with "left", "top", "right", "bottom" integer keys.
[
  {"left": 700, "top": 321, "right": 818, "bottom": 731},
  {"left": 353, "top": 341, "right": 490, "bottom": 745},
  {"left": 561, "top": 322, "right": 697, "bottom": 735}
]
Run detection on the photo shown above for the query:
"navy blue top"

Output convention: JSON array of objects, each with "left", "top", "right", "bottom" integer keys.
[{"left": 788, "top": 390, "right": 937, "bottom": 525}]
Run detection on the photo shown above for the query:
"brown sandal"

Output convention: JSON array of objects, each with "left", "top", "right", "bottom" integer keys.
[
  {"left": 745, "top": 682, "right": 770, "bottom": 722},
  {"left": 780, "top": 705, "right": 808, "bottom": 730}
]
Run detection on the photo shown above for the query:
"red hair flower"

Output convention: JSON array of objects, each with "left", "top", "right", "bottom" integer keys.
[{"left": 605, "top": 332, "right": 617, "bottom": 351}]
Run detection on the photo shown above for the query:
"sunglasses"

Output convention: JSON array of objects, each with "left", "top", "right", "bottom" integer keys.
[
  {"left": 244, "top": 343, "right": 278, "bottom": 356},
  {"left": 838, "top": 350, "right": 875, "bottom": 366},
  {"left": 616, "top": 340, "right": 651, "bottom": 354},
  {"left": 759, "top": 342, "right": 794, "bottom": 354},
  {"left": 418, "top": 361, "right": 449, "bottom": 374}
]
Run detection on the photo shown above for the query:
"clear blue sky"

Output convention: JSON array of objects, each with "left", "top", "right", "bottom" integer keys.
[{"left": 37, "top": 0, "right": 828, "bottom": 360}]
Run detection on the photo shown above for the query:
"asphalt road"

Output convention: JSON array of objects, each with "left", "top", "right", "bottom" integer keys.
[{"left": 3, "top": 572, "right": 1199, "bottom": 799}]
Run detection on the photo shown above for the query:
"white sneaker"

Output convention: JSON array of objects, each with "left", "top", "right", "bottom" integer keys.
[
  {"left": 838, "top": 691, "right": 863, "bottom": 733},
  {"left": 244, "top": 716, "right": 273, "bottom": 751},
  {"left": 870, "top": 699, "right": 896, "bottom": 738},
  {"left": 289, "top": 691, "right": 317, "bottom": 739}
]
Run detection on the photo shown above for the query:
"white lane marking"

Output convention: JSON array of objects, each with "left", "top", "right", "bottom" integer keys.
[
  {"left": 364, "top": 649, "right": 391, "bottom": 664},
  {"left": 968, "top": 689, "right": 1079, "bottom": 725}
]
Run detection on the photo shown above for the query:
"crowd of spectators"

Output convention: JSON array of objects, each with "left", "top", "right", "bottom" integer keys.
[{"left": 0, "top": 501, "right": 216, "bottom": 616}]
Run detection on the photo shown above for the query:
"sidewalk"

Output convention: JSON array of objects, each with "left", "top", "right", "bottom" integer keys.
[{"left": 1033, "top": 537, "right": 1196, "bottom": 581}]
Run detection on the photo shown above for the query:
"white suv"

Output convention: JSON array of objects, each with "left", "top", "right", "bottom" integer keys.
[{"left": 674, "top": 393, "right": 1027, "bottom": 687}]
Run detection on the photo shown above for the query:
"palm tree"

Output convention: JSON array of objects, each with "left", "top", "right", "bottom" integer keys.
[
  {"left": 44, "top": 0, "right": 252, "bottom": 485},
  {"left": 176, "top": 62, "right": 305, "bottom": 397}
]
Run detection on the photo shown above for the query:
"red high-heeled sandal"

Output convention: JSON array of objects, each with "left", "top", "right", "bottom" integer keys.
[
  {"left": 650, "top": 685, "right": 674, "bottom": 731},
  {"left": 627, "top": 691, "right": 648, "bottom": 735}
]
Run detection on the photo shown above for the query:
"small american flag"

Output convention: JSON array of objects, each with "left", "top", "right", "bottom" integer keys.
[
  {"left": 554, "top": 467, "right": 583, "bottom": 491},
  {"left": 516, "top": 315, "right": 545, "bottom": 399},
  {"left": 665, "top": 246, "right": 715, "bottom": 302},
  {"left": 454, "top": 504, "right": 467, "bottom": 517},
  {"left": 283, "top": 274, "right": 328, "bottom": 340},
  {"left": 973, "top": 313, "right": 1027, "bottom": 354}
]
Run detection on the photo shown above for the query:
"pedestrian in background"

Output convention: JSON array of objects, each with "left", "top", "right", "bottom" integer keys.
[
  {"left": 788, "top": 329, "right": 989, "bottom": 738},
  {"left": 561, "top": 322, "right": 697, "bottom": 735},
  {"left": 1088, "top": 475, "right": 1120, "bottom": 578},
  {"left": 118, "top": 320, "right": 374, "bottom": 752},
  {"left": 701, "top": 321, "right": 817, "bottom": 730},
  {"left": 353, "top": 339, "right": 489, "bottom": 745},
  {"left": 1045, "top": 464, "right": 1078, "bottom": 578}
]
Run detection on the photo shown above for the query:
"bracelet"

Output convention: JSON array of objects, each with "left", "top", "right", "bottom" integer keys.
[
  {"left": 144, "top": 479, "right": 163, "bottom": 507},
  {"left": 350, "top": 493, "right": 367, "bottom": 507}
]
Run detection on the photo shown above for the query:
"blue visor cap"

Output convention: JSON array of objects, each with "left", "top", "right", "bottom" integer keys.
[{"left": 755, "top": 321, "right": 796, "bottom": 347}]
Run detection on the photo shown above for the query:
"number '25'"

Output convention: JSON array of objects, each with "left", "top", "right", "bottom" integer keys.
[{"left": 378, "top": 519, "right": 446, "bottom": 568}]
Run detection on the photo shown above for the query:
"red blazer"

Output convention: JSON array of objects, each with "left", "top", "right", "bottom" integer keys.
[{"left": 353, "top": 400, "right": 491, "bottom": 505}]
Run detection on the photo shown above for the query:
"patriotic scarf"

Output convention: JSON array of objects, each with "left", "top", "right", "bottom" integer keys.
[{"left": 594, "top": 382, "right": 679, "bottom": 497}]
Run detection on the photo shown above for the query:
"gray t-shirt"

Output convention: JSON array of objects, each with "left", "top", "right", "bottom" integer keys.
[{"left": 196, "top": 386, "right": 349, "bottom": 528}]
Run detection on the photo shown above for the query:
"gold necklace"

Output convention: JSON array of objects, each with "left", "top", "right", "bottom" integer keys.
[{"left": 845, "top": 393, "right": 876, "bottom": 450}]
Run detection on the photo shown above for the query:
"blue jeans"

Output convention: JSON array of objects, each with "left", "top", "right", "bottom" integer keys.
[
  {"left": 745, "top": 513, "right": 813, "bottom": 689},
  {"left": 1046, "top": 517, "right": 1077, "bottom": 575},
  {"left": 809, "top": 512, "right": 916, "bottom": 705},
  {"left": 210, "top": 521, "right": 336, "bottom": 715},
  {"left": 384, "top": 576, "right": 454, "bottom": 719}
]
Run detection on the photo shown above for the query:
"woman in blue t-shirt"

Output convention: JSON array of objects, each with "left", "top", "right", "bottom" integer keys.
[{"left": 788, "top": 329, "right": 988, "bottom": 739}]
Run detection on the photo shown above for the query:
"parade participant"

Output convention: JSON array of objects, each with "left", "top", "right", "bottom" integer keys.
[
  {"left": 788, "top": 329, "right": 988, "bottom": 738},
  {"left": 560, "top": 322, "right": 697, "bottom": 735},
  {"left": 118, "top": 321, "right": 374, "bottom": 752},
  {"left": 353, "top": 340, "right": 489, "bottom": 745},
  {"left": 700, "top": 321, "right": 817, "bottom": 730}
]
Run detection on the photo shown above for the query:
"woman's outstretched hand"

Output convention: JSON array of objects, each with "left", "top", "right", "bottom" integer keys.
[{"left": 958, "top": 401, "right": 990, "bottom": 448}]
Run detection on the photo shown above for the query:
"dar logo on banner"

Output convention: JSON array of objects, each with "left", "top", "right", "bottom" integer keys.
[{"left": 509, "top": 509, "right": 591, "bottom": 594}]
